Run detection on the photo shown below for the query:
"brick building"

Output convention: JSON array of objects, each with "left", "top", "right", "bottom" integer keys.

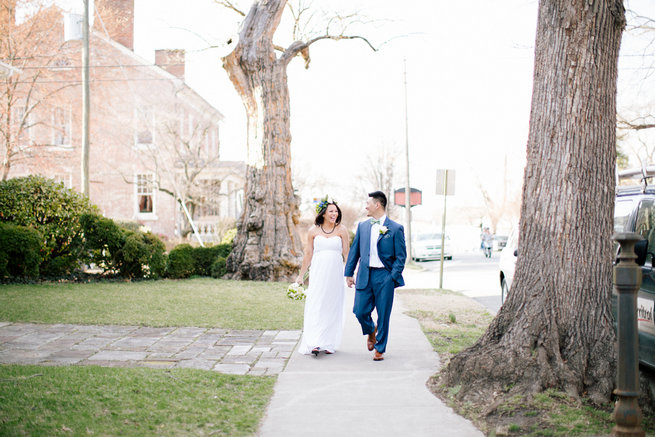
[{"left": 2, "top": 0, "right": 244, "bottom": 242}]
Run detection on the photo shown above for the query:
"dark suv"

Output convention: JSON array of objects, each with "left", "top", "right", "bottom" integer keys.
[{"left": 614, "top": 167, "right": 655, "bottom": 370}]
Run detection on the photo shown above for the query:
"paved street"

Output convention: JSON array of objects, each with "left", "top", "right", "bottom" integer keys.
[{"left": 405, "top": 250, "right": 503, "bottom": 314}]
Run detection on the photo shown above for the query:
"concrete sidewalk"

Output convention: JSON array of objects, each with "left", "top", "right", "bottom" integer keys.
[{"left": 258, "top": 287, "right": 483, "bottom": 437}]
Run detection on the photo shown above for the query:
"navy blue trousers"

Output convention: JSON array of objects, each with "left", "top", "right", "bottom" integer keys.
[{"left": 353, "top": 268, "right": 395, "bottom": 353}]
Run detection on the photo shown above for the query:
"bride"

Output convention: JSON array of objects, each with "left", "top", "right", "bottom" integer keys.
[{"left": 295, "top": 196, "right": 349, "bottom": 356}]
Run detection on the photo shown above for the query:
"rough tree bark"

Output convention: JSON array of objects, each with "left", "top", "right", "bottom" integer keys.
[
  {"left": 221, "top": 0, "right": 374, "bottom": 280},
  {"left": 445, "top": 0, "right": 625, "bottom": 405},
  {"left": 222, "top": 0, "right": 302, "bottom": 280}
]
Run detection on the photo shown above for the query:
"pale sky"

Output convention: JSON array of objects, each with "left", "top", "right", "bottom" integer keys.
[{"left": 56, "top": 0, "right": 655, "bottom": 234}]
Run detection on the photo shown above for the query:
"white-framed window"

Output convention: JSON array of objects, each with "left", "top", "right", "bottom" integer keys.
[
  {"left": 52, "top": 173, "right": 72, "bottom": 189},
  {"left": 136, "top": 173, "right": 155, "bottom": 216},
  {"left": 52, "top": 105, "right": 72, "bottom": 147},
  {"left": 195, "top": 179, "right": 221, "bottom": 217},
  {"left": 202, "top": 128, "right": 210, "bottom": 159},
  {"left": 212, "top": 125, "right": 220, "bottom": 158},
  {"left": 135, "top": 106, "right": 154, "bottom": 147},
  {"left": 225, "top": 180, "right": 243, "bottom": 219}
]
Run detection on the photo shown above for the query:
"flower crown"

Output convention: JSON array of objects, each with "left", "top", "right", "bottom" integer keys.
[{"left": 315, "top": 195, "right": 335, "bottom": 214}]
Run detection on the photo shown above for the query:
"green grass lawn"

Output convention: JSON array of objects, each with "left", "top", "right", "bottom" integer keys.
[
  {"left": 0, "top": 364, "right": 275, "bottom": 436},
  {"left": 0, "top": 278, "right": 303, "bottom": 436},
  {"left": 0, "top": 278, "right": 304, "bottom": 330}
]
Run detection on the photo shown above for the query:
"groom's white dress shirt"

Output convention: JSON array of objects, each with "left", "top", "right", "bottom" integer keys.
[{"left": 369, "top": 215, "right": 387, "bottom": 268}]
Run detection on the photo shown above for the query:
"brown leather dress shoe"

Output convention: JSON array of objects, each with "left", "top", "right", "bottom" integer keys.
[
  {"left": 366, "top": 327, "right": 377, "bottom": 351},
  {"left": 373, "top": 351, "right": 384, "bottom": 361}
]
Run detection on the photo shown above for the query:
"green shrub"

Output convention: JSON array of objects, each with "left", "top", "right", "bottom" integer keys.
[
  {"left": 80, "top": 213, "right": 125, "bottom": 272},
  {"left": 192, "top": 246, "right": 218, "bottom": 276},
  {"left": 214, "top": 243, "right": 232, "bottom": 259},
  {"left": 0, "top": 176, "right": 95, "bottom": 276},
  {"left": 116, "top": 221, "right": 141, "bottom": 233},
  {"left": 0, "top": 223, "right": 43, "bottom": 279},
  {"left": 210, "top": 256, "right": 227, "bottom": 278},
  {"left": 119, "top": 231, "right": 166, "bottom": 279},
  {"left": 167, "top": 244, "right": 195, "bottom": 279},
  {"left": 81, "top": 213, "right": 165, "bottom": 279},
  {"left": 191, "top": 244, "right": 233, "bottom": 276}
]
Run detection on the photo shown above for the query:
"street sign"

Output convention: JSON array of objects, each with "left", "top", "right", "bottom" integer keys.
[
  {"left": 394, "top": 188, "right": 422, "bottom": 207},
  {"left": 436, "top": 169, "right": 456, "bottom": 196}
]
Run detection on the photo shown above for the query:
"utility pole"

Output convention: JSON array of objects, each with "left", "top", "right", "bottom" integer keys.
[
  {"left": 81, "top": 0, "right": 90, "bottom": 196},
  {"left": 403, "top": 58, "right": 412, "bottom": 261}
]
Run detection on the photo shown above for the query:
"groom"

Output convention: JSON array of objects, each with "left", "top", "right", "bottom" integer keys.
[{"left": 345, "top": 191, "right": 406, "bottom": 361}]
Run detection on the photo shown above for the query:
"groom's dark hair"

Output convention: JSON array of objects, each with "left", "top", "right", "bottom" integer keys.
[{"left": 368, "top": 191, "right": 387, "bottom": 210}]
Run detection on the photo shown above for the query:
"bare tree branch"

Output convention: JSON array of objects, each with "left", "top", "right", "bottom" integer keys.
[
  {"left": 619, "top": 121, "right": 655, "bottom": 130},
  {"left": 214, "top": 0, "right": 245, "bottom": 17},
  {"left": 279, "top": 34, "right": 377, "bottom": 67}
]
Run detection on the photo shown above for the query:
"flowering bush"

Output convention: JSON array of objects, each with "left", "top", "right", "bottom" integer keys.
[{"left": 287, "top": 282, "right": 306, "bottom": 300}]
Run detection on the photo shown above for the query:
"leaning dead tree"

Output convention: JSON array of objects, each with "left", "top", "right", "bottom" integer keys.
[
  {"left": 444, "top": 0, "right": 625, "bottom": 405},
  {"left": 219, "top": 0, "right": 375, "bottom": 280}
]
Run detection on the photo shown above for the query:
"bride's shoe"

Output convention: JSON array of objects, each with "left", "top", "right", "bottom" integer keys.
[{"left": 311, "top": 347, "right": 320, "bottom": 356}]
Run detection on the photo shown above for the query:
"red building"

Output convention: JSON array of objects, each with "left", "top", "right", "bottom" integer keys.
[{"left": 2, "top": 0, "right": 243, "bottom": 242}]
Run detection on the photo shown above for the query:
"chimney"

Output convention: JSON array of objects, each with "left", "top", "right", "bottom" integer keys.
[
  {"left": 94, "top": 0, "right": 134, "bottom": 50},
  {"left": 155, "top": 49, "right": 185, "bottom": 81}
]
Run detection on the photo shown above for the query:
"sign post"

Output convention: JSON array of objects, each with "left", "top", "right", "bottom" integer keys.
[
  {"left": 436, "top": 169, "right": 455, "bottom": 289},
  {"left": 394, "top": 188, "right": 422, "bottom": 265}
]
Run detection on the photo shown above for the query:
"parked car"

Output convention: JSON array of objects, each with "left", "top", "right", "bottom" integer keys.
[
  {"left": 498, "top": 227, "right": 518, "bottom": 304},
  {"left": 411, "top": 232, "right": 452, "bottom": 262},
  {"left": 613, "top": 166, "right": 655, "bottom": 370},
  {"left": 493, "top": 235, "right": 509, "bottom": 251}
]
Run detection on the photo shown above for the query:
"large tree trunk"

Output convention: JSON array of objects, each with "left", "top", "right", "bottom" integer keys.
[
  {"left": 445, "top": 0, "right": 625, "bottom": 405},
  {"left": 222, "top": 0, "right": 302, "bottom": 280}
]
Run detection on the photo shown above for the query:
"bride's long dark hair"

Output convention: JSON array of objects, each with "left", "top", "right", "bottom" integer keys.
[{"left": 315, "top": 202, "right": 342, "bottom": 226}]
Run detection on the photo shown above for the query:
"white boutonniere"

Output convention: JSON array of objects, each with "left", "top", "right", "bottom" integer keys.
[{"left": 379, "top": 226, "right": 388, "bottom": 235}]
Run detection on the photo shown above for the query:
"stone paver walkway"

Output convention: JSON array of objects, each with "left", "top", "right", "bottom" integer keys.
[{"left": 0, "top": 322, "right": 300, "bottom": 375}]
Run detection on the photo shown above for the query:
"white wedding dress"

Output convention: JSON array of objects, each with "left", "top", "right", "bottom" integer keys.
[{"left": 297, "top": 235, "right": 346, "bottom": 355}]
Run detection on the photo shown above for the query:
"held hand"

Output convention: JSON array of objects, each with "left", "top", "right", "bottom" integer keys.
[
  {"left": 295, "top": 276, "right": 303, "bottom": 285},
  {"left": 346, "top": 277, "right": 355, "bottom": 288}
]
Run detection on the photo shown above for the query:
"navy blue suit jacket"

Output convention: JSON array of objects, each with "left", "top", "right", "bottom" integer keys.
[{"left": 344, "top": 217, "right": 406, "bottom": 289}]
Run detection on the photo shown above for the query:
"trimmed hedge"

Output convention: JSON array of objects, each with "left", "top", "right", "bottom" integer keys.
[
  {"left": 80, "top": 213, "right": 125, "bottom": 272},
  {"left": 168, "top": 243, "right": 233, "bottom": 279},
  {"left": 81, "top": 213, "right": 166, "bottom": 279},
  {"left": 120, "top": 231, "right": 166, "bottom": 279},
  {"left": 0, "top": 176, "right": 95, "bottom": 276},
  {"left": 167, "top": 244, "right": 195, "bottom": 279},
  {"left": 0, "top": 223, "right": 43, "bottom": 279},
  {"left": 191, "top": 244, "right": 232, "bottom": 276},
  {"left": 0, "top": 176, "right": 231, "bottom": 281},
  {"left": 210, "top": 256, "right": 227, "bottom": 278}
]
